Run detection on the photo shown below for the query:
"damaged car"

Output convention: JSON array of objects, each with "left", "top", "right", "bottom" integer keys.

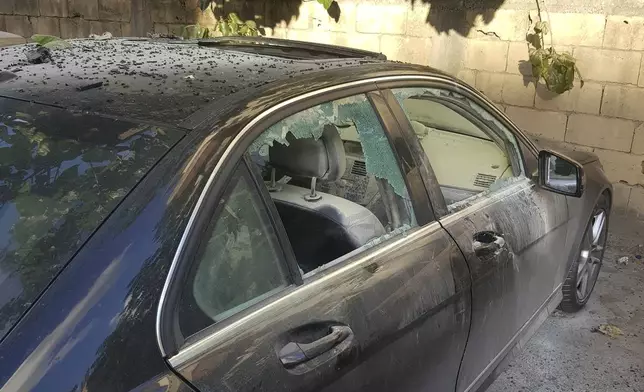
[{"left": 0, "top": 37, "right": 611, "bottom": 392}]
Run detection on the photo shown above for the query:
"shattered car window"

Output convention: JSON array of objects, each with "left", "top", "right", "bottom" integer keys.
[
  {"left": 247, "top": 93, "right": 418, "bottom": 275},
  {"left": 393, "top": 87, "right": 526, "bottom": 211},
  {"left": 250, "top": 95, "right": 411, "bottom": 200},
  {"left": 0, "top": 97, "right": 183, "bottom": 340}
]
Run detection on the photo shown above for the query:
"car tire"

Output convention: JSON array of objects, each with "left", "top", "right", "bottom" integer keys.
[{"left": 559, "top": 192, "right": 610, "bottom": 313}]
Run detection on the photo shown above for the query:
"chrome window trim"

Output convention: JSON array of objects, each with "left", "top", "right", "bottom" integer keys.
[
  {"left": 155, "top": 73, "right": 528, "bottom": 358},
  {"left": 168, "top": 220, "right": 442, "bottom": 367}
]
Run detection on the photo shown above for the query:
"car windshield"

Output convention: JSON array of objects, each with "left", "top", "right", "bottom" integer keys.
[{"left": 0, "top": 97, "right": 184, "bottom": 340}]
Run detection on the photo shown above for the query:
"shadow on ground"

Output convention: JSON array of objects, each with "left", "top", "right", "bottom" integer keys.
[{"left": 488, "top": 214, "right": 644, "bottom": 392}]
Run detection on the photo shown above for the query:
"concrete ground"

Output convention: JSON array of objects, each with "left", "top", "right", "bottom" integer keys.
[{"left": 488, "top": 214, "right": 644, "bottom": 392}]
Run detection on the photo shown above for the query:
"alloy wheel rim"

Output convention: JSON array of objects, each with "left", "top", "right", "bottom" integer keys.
[{"left": 576, "top": 209, "right": 607, "bottom": 301}]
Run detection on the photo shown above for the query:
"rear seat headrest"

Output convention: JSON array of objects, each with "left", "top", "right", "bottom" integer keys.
[{"left": 269, "top": 124, "right": 346, "bottom": 181}]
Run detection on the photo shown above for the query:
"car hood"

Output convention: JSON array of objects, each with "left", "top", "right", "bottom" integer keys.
[{"left": 528, "top": 137, "right": 599, "bottom": 165}]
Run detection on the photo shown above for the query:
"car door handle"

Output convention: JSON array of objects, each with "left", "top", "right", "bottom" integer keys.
[
  {"left": 473, "top": 231, "right": 507, "bottom": 260},
  {"left": 278, "top": 325, "right": 353, "bottom": 368}
]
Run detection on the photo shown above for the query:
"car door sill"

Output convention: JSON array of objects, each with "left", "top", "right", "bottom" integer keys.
[{"left": 461, "top": 284, "right": 563, "bottom": 392}]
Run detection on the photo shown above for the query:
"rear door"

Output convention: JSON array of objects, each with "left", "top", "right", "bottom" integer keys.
[
  {"left": 380, "top": 81, "right": 569, "bottom": 392},
  {"left": 157, "top": 86, "right": 471, "bottom": 392}
]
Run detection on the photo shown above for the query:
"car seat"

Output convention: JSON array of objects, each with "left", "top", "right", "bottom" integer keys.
[{"left": 268, "top": 124, "right": 386, "bottom": 272}]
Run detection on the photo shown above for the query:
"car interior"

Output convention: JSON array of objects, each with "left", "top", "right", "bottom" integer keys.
[
  {"left": 396, "top": 94, "right": 515, "bottom": 207},
  {"left": 247, "top": 97, "right": 415, "bottom": 275}
]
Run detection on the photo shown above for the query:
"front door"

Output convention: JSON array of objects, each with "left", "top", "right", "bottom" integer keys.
[
  {"left": 158, "top": 89, "right": 472, "bottom": 392},
  {"left": 382, "top": 83, "right": 569, "bottom": 392}
]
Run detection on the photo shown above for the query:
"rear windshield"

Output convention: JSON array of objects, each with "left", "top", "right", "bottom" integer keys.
[{"left": 0, "top": 97, "right": 183, "bottom": 339}]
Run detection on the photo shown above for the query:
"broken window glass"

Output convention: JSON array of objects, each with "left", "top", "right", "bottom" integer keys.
[
  {"left": 247, "top": 93, "right": 418, "bottom": 275},
  {"left": 250, "top": 94, "right": 412, "bottom": 202}
]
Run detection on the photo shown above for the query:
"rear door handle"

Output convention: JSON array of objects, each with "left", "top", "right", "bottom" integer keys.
[{"left": 279, "top": 325, "right": 353, "bottom": 368}]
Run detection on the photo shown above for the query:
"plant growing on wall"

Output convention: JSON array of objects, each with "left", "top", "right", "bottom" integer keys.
[
  {"left": 184, "top": 0, "right": 335, "bottom": 38},
  {"left": 183, "top": 12, "right": 259, "bottom": 38},
  {"left": 527, "top": 10, "right": 583, "bottom": 94}
]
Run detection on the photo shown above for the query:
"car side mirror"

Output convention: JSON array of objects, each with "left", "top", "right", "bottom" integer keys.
[{"left": 538, "top": 150, "right": 584, "bottom": 197}]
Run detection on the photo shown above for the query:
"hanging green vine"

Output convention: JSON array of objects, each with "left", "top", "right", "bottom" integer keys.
[
  {"left": 184, "top": 0, "right": 335, "bottom": 39},
  {"left": 527, "top": 9, "right": 583, "bottom": 94},
  {"left": 183, "top": 12, "right": 259, "bottom": 39}
]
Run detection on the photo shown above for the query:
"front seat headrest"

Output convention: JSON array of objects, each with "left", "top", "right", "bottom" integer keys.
[{"left": 269, "top": 124, "right": 346, "bottom": 181}]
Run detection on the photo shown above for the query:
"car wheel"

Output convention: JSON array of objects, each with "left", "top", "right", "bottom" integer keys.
[{"left": 559, "top": 193, "right": 610, "bottom": 313}]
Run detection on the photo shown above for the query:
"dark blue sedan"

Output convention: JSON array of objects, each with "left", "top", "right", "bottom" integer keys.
[{"left": 0, "top": 37, "right": 611, "bottom": 392}]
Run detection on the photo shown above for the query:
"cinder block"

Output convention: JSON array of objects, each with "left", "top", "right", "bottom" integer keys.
[
  {"left": 538, "top": 12, "right": 605, "bottom": 47},
  {"left": 168, "top": 24, "right": 186, "bottom": 37},
  {"left": 89, "top": 20, "right": 122, "bottom": 35},
  {"left": 603, "top": 16, "right": 644, "bottom": 51},
  {"left": 506, "top": 42, "right": 532, "bottom": 75},
  {"left": 69, "top": 0, "right": 99, "bottom": 20},
  {"left": 628, "top": 187, "right": 644, "bottom": 217},
  {"left": 535, "top": 82, "right": 602, "bottom": 114},
  {"left": 330, "top": 32, "right": 380, "bottom": 53},
  {"left": 574, "top": 47, "right": 641, "bottom": 84},
  {"left": 286, "top": 2, "right": 312, "bottom": 30},
  {"left": 357, "top": 4, "right": 407, "bottom": 35},
  {"left": 380, "top": 35, "right": 431, "bottom": 65},
  {"left": 506, "top": 106, "right": 567, "bottom": 141},
  {"left": 14, "top": 0, "right": 38, "bottom": 16},
  {"left": 153, "top": 23, "right": 169, "bottom": 35},
  {"left": 475, "top": 71, "right": 503, "bottom": 102},
  {"left": 405, "top": 2, "right": 433, "bottom": 38},
  {"left": 60, "top": 18, "right": 90, "bottom": 38},
  {"left": 632, "top": 124, "right": 644, "bottom": 155},
  {"left": 0, "top": 31, "right": 27, "bottom": 46},
  {"left": 502, "top": 74, "right": 535, "bottom": 107},
  {"left": 121, "top": 22, "right": 132, "bottom": 36},
  {"left": 312, "top": 1, "right": 356, "bottom": 33},
  {"left": 566, "top": 114, "right": 635, "bottom": 152},
  {"left": 39, "top": 0, "right": 68, "bottom": 17},
  {"left": 427, "top": 32, "right": 468, "bottom": 73},
  {"left": 456, "top": 69, "right": 476, "bottom": 86},
  {"left": 99, "top": 0, "right": 131, "bottom": 22},
  {"left": 0, "top": 1, "right": 12, "bottom": 14},
  {"left": 287, "top": 29, "right": 332, "bottom": 44},
  {"left": 183, "top": 0, "right": 200, "bottom": 24},
  {"left": 601, "top": 85, "right": 644, "bottom": 122},
  {"left": 150, "top": 0, "right": 187, "bottom": 24},
  {"left": 463, "top": 39, "right": 508, "bottom": 72},
  {"left": 468, "top": 9, "right": 528, "bottom": 42},
  {"left": 33, "top": 17, "right": 61, "bottom": 36},
  {"left": 5, "top": 15, "right": 33, "bottom": 38},
  {"left": 612, "top": 182, "right": 632, "bottom": 215},
  {"left": 592, "top": 148, "right": 644, "bottom": 185},
  {"left": 265, "top": 27, "right": 287, "bottom": 38}
]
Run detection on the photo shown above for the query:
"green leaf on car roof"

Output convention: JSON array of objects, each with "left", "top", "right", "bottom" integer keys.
[{"left": 31, "top": 34, "right": 71, "bottom": 49}]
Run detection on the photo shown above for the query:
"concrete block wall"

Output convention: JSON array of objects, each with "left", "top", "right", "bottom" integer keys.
[
  {"left": 2, "top": 0, "right": 644, "bottom": 216},
  {"left": 0, "top": 0, "right": 206, "bottom": 39},
  {"left": 258, "top": 0, "right": 644, "bottom": 217}
]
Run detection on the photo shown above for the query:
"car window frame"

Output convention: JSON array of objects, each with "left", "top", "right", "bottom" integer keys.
[
  {"left": 176, "top": 156, "right": 300, "bottom": 343},
  {"left": 157, "top": 79, "right": 435, "bottom": 358},
  {"left": 377, "top": 79, "right": 535, "bottom": 219}
]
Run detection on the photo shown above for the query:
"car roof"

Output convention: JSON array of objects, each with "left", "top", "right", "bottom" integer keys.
[{"left": 0, "top": 38, "right": 394, "bottom": 127}]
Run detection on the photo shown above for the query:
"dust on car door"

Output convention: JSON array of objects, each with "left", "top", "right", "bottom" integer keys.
[
  {"left": 379, "top": 81, "right": 569, "bottom": 392},
  {"left": 156, "top": 86, "right": 472, "bottom": 392}
]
